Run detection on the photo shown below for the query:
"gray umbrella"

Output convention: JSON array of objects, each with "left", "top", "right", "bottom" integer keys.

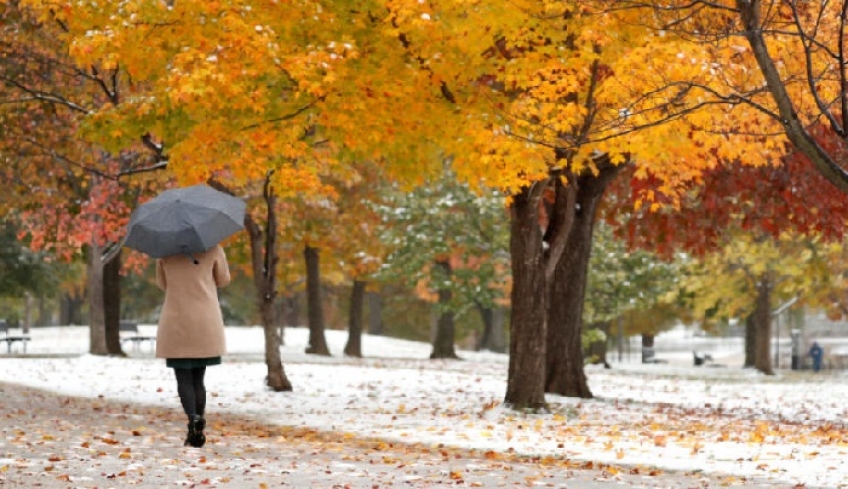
[{"left": 124, "top": 184, "right": 246, "bottom": 259}]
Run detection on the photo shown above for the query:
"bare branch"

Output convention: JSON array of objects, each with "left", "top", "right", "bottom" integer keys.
[
  {"left": 20, "top": 136, "right": 115, "bottom": 181},
  {"left": 117, "top": 159, "right": 169, "bottom": 177},
  {"left": 0, "top": 75, "right": 92, "bottom": 114},
  {"left": 240, "top": 103, "right": 315, "bottom": 131},
  {"left": 787, "top": 0, "right": 844, "bottom": 135}
]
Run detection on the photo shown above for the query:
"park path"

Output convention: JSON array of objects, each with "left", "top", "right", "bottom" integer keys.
[{"left": 0, "top": 381, "right": 780, "bottom": 489}]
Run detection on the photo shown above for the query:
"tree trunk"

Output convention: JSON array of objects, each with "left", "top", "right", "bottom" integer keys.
[
  {"left": 487, "top": 306, "right": 507, "bottom": 353},
  {"left": 87, "top": 243, "right": 108, "bottom": 355},
  {"left": 545, "top": 165, "right": 620, "bottom": 398},
  {"left": 430, "top": 260, "right": 459, "bottom": 359},
  {"left": 241, "top": 178, "right": 292, "bottom": 392},
  {"left": 60, "top": 289, "right": 84, "bottom": 326},
  {"left": 753, "top": 275, "right": 774, "bottom": 375},
  {"left": 104, "top": 251, "right": 124, "bottom": 356},
  {"left": 22, "top": 292, "right": 32, "bottom": 334},
  {"left": 744, "top": 314, "right": 755, "bottom": 368},
  {"left": 36, "top": 295, "right": 53, "bottom": 326},
  {"left": 476, "top": 304, "right": 507, "bottom": 353},
  {"left": 304, "top": 245, "right": 331, "bottom": 356},
  {"left": 505, "top": 185, "right": 549, "bottom": 410},
  {"left": 476, "top": 304, "right": 492, "bottom": 352},
  {"left": 641, "top": 333, "right": 655, "bottom": 364},
  {"left": 344, "top": 280, "right": 366, "bottom": 357},
  {"left": 367, "top": 291, "right": 384, "bottom": 335}
]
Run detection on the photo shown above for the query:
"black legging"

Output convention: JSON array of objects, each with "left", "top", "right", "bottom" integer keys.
[{"left": 174, "top": 367, "right": 207, "bottom": 417}]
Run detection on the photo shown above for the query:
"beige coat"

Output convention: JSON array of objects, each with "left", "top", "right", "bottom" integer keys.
[{"left": 155, "top": 245, "right": 230, "bottom": 359}]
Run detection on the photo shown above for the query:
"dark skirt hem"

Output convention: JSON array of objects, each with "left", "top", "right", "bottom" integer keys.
[{"left": 166, "top": 357, "right": 222, "bottom": 369}]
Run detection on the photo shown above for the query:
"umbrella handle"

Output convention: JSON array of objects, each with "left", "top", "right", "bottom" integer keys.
[{"left": 185, "top": 252, "right": 199, "bottom": 265}]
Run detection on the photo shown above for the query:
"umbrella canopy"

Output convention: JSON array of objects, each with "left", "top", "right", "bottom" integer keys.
[{"left": 124, "top": 184, "right": 246, "bottom": 259}]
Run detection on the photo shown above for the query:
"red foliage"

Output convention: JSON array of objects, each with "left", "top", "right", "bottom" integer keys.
[{"left": 608, "top": 135, "right": 848, "bottom": 257}]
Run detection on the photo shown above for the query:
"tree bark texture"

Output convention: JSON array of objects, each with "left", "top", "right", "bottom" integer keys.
[
  {"left": 545, "top": 165, "right": 621, "bottom": 398},
  {"left": 430, "top": 260, "right": 459, "bottom": 359},
  {"left": 87, "top": 243, "right": 107, "bottom": 355},
  {"left": 344, "top": 280, "right": 366, "bottom": 357},
  {"left": 104, "top": 252, "right": 124, "bottom": 356},
  {"left": 241, "top": 179, "right": 292, "bottom": 392},
  {"left": 505, "top": 185, "right": 549, "bottom": 410},
  {"left": 304, "top": 245, "right": 331, "bottom": 356},
  {"left": 753, "top": 274, "right": 774, "bottom": 375}
]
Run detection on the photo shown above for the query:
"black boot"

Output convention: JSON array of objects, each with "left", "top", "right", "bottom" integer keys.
[{"left": 184, "top": 415, "right": 206, "bottom": 448}]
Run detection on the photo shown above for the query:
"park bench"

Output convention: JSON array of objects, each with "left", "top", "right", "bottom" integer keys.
[
  {"left": 693, "top": 351, "right": 714, "bottom": 366},
  {"left": 0, "top": 319, "right": 31, "bottom": 354},
  {"left": 120, "top": 320, "right": 156, "bottom": 352}
]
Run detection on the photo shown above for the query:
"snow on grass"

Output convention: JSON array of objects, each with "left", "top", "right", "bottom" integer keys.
[{"left": 1, "top": 325, "right": 847, "bottom": 488}]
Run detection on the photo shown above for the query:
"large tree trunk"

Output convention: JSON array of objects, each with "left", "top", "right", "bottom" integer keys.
[
  {"left": 240, "top": 179, "right": 292, "bottom": 392},
  {"left": 545, "top": 165, "right": 620, "bottom": 398},
  {"left": 87, "top": 242, "right": 108, "bottom": 355},
  {"left": 304, "top": 245, "right": 331, "bottom": 356},
  {"left": 430, "top": 260, "right": 459, "bottom": 359},
  {"left": 367, "top": 291, "right": 384, "bottom": 335},
  {"left": 344, "top": 280, "right": 366, "bottom": 358},
  {"left": 753, "top": 275, "right": 774, "bottom": 375},
  {"left": 505, "top": 185, "right": 550, "bottom": 410},
  {"left": 104, "top": 251, "right": 124, "bottom": 356}
]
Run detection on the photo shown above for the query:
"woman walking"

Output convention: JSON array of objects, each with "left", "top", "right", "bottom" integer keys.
[{"left": 155, "top": 244, "right": 231, "bottom": 448}]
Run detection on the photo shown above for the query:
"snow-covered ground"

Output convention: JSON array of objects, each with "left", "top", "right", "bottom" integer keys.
[{"left": 2, "top": 325, "right": 847, "bottom": 488}]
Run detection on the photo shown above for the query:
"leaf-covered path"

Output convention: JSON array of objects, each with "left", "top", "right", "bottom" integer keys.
[{"left": 0, "top": 382, "right": 778, "bottom": 489}]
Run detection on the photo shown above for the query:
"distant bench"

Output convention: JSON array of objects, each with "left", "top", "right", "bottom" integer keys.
[
  {"left": 693, "top": 351, "right": 714, "bottom": 366},
  {"left": 120, "top": 320, "right": 156, "bottom": 352},
  {"left": 0, "top": 319, "right": 31, "bottom": 354}
]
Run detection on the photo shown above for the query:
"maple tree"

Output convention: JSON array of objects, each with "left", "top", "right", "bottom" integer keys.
[
  {"left": 8, "top": 0, "right": 803, "bottom": 409},
  {"left": 5, "top": 0, "right": 352, "bottom": 388},
  {"left": 380, "top": 0, "right": 799, "bottom": 406},
  {"left": 324, "top": 162, "right": 391, "bottom": 358},
  {"left": 0, "top": 1, "right": 158, "bottom": 355},
  {"left": 607, "top": 1, "right": 848, "bottom": 192},
  {"left": 14, "top": 0, "right": 459, "bottom": 391}
]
